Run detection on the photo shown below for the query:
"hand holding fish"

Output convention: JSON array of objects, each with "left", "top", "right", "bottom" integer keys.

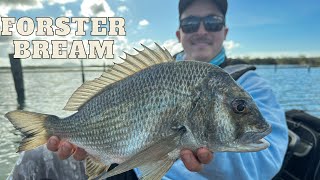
[
  {"left": 47, "top": 136, "right": 87, "bottom": 161},
  {"left": 180, "top": 148, "right": 214, "bottom": 171},
  {"left": 47, "top": 136, "right": 213, "bottom": 172}
]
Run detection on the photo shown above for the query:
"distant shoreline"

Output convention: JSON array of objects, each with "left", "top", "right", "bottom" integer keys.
[
  {"left": 228, "top": 57, "right": 320, "bottom": 67},
  {"left": 0, "top": 57, "right": 319, "bottom": 70}
]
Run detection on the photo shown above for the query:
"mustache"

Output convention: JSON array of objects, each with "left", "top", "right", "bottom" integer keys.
[{"left": 190, "top": 35, "right": 213, "bottom": 44}]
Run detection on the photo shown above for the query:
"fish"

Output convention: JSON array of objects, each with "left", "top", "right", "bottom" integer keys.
[{"left": 5, "top": 43, "right": 272, "bottom": 180}]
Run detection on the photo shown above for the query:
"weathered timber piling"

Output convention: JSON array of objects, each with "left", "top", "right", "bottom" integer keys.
[
  {"left": 80, "top": 59, "right": 85, "bottom": 83},
  {"left": 9, "top": 53, "right": 25, "bottom": 106}
]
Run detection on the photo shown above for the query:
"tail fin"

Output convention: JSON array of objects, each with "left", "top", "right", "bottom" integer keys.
[{"left": 5, "top": 110, "right": 58, "bottom": 152}]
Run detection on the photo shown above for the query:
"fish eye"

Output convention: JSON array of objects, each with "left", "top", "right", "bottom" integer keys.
[{"left": 232, "top": 99, "right": 247, "bottom": 114}]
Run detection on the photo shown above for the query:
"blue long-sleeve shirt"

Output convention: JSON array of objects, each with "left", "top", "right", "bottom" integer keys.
[{"left": 161, "top": 70, "right": 289, "bottom": 180}]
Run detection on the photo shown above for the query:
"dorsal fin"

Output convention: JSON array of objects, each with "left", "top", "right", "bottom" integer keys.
[{"left": 63, "top": 43, "right": 174, "bottom": 111}]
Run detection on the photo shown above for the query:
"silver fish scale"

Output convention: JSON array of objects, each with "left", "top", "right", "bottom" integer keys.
[{"left": 49, "top": 61, "right": 218, "bottom": 163}]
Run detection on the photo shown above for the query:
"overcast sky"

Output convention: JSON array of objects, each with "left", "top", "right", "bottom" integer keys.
[{"left": 0, "top": 0, "right": 319, "bottom": 67}]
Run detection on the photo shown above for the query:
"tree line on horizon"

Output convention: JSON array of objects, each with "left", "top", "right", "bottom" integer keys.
[{"left": 229, "top": 56, "right": 320, "bottom": 66}]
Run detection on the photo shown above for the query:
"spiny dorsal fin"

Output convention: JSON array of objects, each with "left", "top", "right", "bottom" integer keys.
[
  {"left": 85, "top": 155, "right": 110, "bottom": 180},
  {"left": 63, "top": 43, "right": 174, "bottom": 111}
]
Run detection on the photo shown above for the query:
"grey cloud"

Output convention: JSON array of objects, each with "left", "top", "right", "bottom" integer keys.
[
  {"left": 0, "top": 0, "right": 40, "bottom": 6},
  {"left": 0, "top": 0, "right": 43, "bottom": 13},
  {"left": 0, "top": 35, "right": 14, "bottom": 44},
  {"left": 91, "top": 3, "right": 106, "bottom": 15}
]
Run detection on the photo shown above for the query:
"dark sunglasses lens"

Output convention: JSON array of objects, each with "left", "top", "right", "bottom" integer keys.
[
  {"left": 180, "top": 17, "right": 200, "bottom": 33},
  {"left": 204, "top": 16, "right": 224, "bottom": 32},
  {"left": 204, "top": 22, "right": 223, "bottom": 32}
]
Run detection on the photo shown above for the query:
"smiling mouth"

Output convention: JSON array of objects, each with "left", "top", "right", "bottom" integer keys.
[{"left": 192, "top": 41, "right": 212, "bottom": 45}]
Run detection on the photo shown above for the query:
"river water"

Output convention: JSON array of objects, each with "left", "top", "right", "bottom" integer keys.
[{"left": 0, "top": 65, "right": 319, "bottom": 178}]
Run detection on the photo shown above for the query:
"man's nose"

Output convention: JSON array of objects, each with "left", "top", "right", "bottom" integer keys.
[{"left": 196, "top": 22, "right": 208, "bottom": 34}]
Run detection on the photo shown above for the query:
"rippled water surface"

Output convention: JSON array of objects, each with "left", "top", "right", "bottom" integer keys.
[{"left": 0, "top": 65, "right": 319, "bottom": 179}]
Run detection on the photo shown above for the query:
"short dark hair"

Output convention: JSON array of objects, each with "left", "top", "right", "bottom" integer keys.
[{"left": 179, "top": 0, "right": 228, "bottom": 19}]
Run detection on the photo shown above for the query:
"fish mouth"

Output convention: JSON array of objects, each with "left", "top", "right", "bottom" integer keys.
[
  {"left": 241, "top": 138, "right": 270, "bottom": 151},
  {"left": 237, "top": 125, "right": 272, "bottom": 152},
  {"left": 207, "top": 126, "right": 272, "bottom": 153}
]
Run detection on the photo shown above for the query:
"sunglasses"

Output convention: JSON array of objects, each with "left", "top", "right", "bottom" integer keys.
[{"left": 179, "top": 15, "right": 225, "bottom": 33}]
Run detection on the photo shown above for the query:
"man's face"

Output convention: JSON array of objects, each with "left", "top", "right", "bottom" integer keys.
[{"left": 177, "top": 0, "right": 228, "bottom": 62}]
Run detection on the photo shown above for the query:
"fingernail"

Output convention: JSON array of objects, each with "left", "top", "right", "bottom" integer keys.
[
  {"left": 199, "top": 152, "right": 209, "bottom": 160},
  {"left": 49, "top": 138, "right": 58, "bottom": 146},
  {"left": 183, "top": 154, "right": 192, "bottom": 163},
  {"left": 62, "top": 143, "right": 71, "bottom": 153}
]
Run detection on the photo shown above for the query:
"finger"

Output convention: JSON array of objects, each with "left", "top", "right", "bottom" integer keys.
[
  {"left": 73, "top": 147, "right": 88, "bottom": 161},
  {"left": 180, "top": 149, "right": 203, "bottom": 172},
  {"left": 47, "top": 136, "right": 60, "bottom": 152},
  {"left": 196, "top": 147, "right": 213, "bottom": 164},
  {"left": 57, "top": 141, "right": 76, "bottom": 160}
]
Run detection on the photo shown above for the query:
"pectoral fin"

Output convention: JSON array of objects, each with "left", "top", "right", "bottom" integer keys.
[
  {"left": 85, "top": 155, "right": 110, "bottom": 180},
  {"left": 95, "top": 127, "right": 186, "bottom": 180}
]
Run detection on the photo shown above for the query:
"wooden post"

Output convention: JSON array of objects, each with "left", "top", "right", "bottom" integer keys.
[
  {"left": 9, "top": 54, "right": 25, "bottom": 106},
  {"left": 81, "top": 59, "right": 85, "bottom": 83}
]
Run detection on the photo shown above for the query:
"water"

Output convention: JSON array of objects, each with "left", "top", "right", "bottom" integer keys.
[
  {"left": 256, "top": 65, "right": 320, "bottom": 116},
  {"left": 0, "top": 65, "right": 319, "bottom": 178}
]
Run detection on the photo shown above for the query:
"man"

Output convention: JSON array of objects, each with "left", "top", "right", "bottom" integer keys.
[
  {"left": 164, "top": 0, "right": 288, "bottom": 179},
  {"left": 45, "top": 0, "right": 289, "bottom": 179}
]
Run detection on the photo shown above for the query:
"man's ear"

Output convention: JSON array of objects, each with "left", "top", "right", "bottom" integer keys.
[
  {"left": 176, "top": 30, "right": 181, "bottom": 42},
  {"left": 224, "top": 27, "right": 229, "bottom": 40}
]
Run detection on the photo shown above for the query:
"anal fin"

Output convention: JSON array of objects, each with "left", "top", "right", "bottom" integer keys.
[
  {"left": 139, "top": 154, "right": 176, "bottom": 180},
  {"left": 85, "top": 155, "right": 110, "bottom": 180},
  {"left": 95, "top": 127, "right": 186, "bottom": 180}
]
